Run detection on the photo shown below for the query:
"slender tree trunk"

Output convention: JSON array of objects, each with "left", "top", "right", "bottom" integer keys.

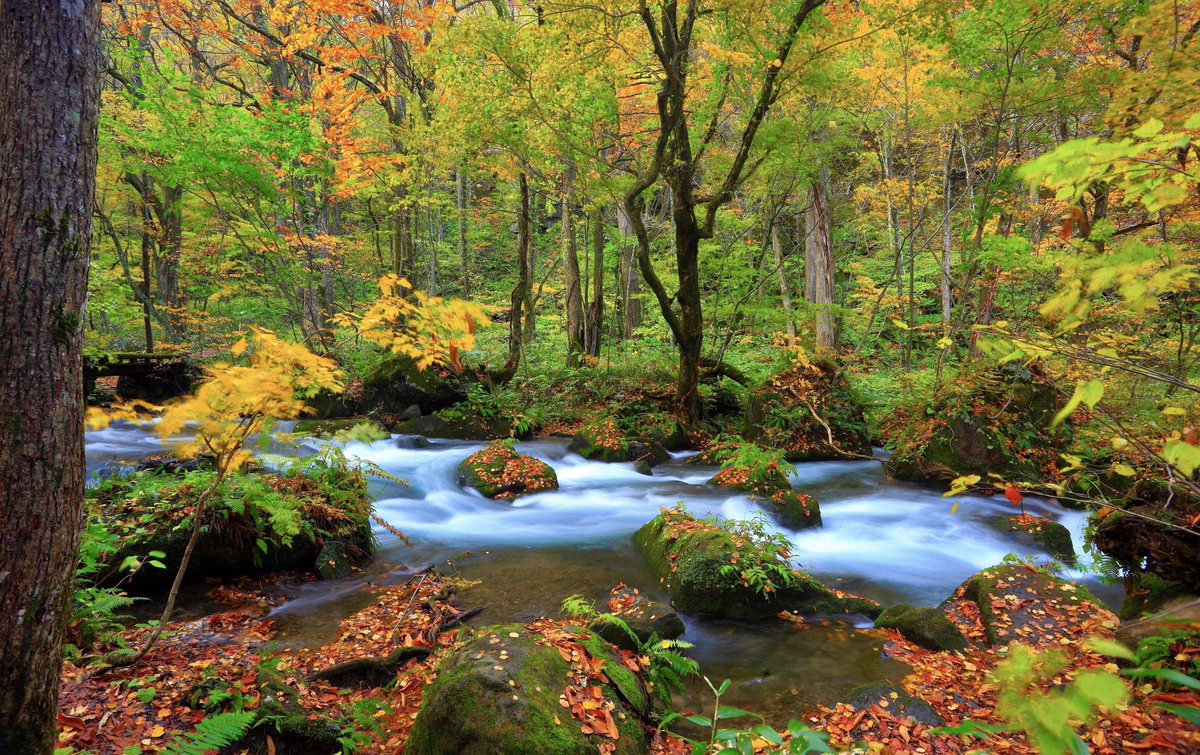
[
  {"left": 941, "top": 128, "right": 954, "bottom": 328},
  {"left": 502, "top": 173, "right": 533, "bottom": 379},
  {"left": 0, "top": 1, "right": 100, "bottom": 750},
  {"left": 804, "top": 177, "right": 835, "bottom": 350},
  {"left": 140, "top": 194, "right": 155, "bottom": 352},
  {"left": 770, "top": 223, "right": 796, "bottom": 344},
  {"left": 562, "top": 166, "right": 584, "bottom": 366},
  {"left": 616, "top": 202, "right": 642, "bottom": 337},
  {"left": 456, "top": 168, "right": 470, "bottom": 296},
  {"left": 586, "top": 208, "right": 605, "bottom": 358}
]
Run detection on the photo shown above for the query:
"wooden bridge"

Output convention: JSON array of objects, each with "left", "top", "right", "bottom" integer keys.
[{"left": 84, "top": 352, "right": 196, "bottom": 400}]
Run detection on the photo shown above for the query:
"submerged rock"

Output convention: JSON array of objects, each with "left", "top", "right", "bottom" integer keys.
[
  {"left": 987, "top": 515, "right": 1075, "bottom": 564},
  {"left": 407, "top": 622, "right": 649, "bottom": 755},
  {"left": 315, "top": 541, "right": 354, "bottom": 580},
  {"left": 745, "top": 361, "right": 871, "bottom": 461},
  {"left": 874, "top": 604, "right": 967, "bottom": 652},
  {"left": 634, "top": 507, "right": 878, "bottom": 620},
  {"left": 843, "top": 682, "right": 943, "bottom": 727},
  {"left": 568, "top": 418, "right": 669, "bottom": 466},
  {"left": 458, "top": 442, "right": 558, "bottom": 500}
]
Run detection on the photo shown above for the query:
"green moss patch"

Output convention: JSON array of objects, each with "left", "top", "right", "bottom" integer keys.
[
  {"left": 874, "top": 604, "right": 967, "bottom": 652},
  {"left": 458, "top": 442, "right": 559, "bottom": 500}
]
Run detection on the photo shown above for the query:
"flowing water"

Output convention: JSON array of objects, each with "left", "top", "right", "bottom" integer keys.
[{"left": 85, "top": 425, "right": 1119, "bottom": 722}]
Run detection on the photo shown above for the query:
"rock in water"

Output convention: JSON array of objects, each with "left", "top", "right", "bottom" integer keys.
[
  {"left": 708, "top": 464, "right": 821, "bottom": 530},
  {"left": 407, "top": 623, "right": 649, "bottom": 755},
  {"left": 634, "top": 507, "right": 877, "bottom": 620},
  {"left": 315, "top": 541, "right": 353, "bottom": 580},
  {"left": 568, "top": 417, "right": 668, "bottom": 466},
  {"left": 987, "top": 515, "right": 1075, "bottom": 565},
  {"left": 458, "top": 442, "right": 558, "bottom": 500}
]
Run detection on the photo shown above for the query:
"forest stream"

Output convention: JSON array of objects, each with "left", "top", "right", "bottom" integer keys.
[{"left": 85, "top": 424, "right": 1119, "bottom": 725}]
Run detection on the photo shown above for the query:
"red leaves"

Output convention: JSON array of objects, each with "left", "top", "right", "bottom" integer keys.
[{"left": 1005, "top": 485, "right": 1024, "bottom": 505}]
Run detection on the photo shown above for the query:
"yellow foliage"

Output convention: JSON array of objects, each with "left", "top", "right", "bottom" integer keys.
[
  {"left": 336, "top": 275, "right": 493, "bottom": 374},
  {"left": 86, "top": 328, "right": 343, "bottom": 475}
]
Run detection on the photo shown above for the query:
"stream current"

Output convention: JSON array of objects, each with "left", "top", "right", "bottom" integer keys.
[{"left": 85, "top": 424, "right": 1118, "bottom": 722}]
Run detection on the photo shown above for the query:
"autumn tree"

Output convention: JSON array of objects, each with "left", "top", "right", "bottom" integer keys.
[{"left": 0, "top": 1, "right": 101, "bottom": 750}]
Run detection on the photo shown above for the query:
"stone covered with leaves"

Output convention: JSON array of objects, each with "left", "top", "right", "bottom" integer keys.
[
  {"left": 407, "top": 621, "right": 650, "bottom": 755},
  {"left": 706, "top": 440, "right": 821, "bottom": 530},
  {"left": 458, "top": 441, "right": 559, "bottom": 500},
  {"left": 568, "top": 417, "right": 669, "bottom": 467},
  {"left": 884, "top": 365, "right": 1066, "bottom": 484},
  {"left": 987, "top": 515, "right": 1076, "bottom": 564},
  {"left": 746, "top": 359, "right": 871, "bottom": 461},
  {"left": 874, "top": 604, "right": 967, "bottom": 652},
  {"left": 634, "top": 507, "right": 878, "bottom": 620},
  {"left": 86, "top": 454, "right": 374, "bottom": 590},
  {"left": 941, "top": 564, "right": 1100, "bottom": 646}
]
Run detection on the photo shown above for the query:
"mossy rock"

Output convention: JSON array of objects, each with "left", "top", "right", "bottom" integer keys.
[
  {"left": 569, "top": 418, "right": 667, "bottom": 466},
  {"left": 1119, "top": 572, "right": 1193, "bottom": 621},
  {"left": 1092, "top": 482, "right": 1200, "bottom": 591},
  {"left": 587, "top": 588, "right": 685, "bottom": 652},
  {"left": 843, "top": 683, "right": 943, "bottom": 727},
  {"left": 745, "top": 361, "right": 871, "bottom": 461},
  {"left": 360, "top": 354, "right": 465, "bottom": 416},
  {"left": 944, "top": 564, "right": 1099, "bottom": 646},
  {"left": 315, "top": 541, "right": 354, "bottom": 580},
  {"left": 874, "top": 604, "right": 967, "bottom": 652},
  {"left": 293, "top": 418, "right": 390, "bottom": 443},
  {"left": 1116, "top": 593, "right": 1200, "bottom": 648},
  {"left": 634, "top": 508, "right": 878, "bottom": 620},
  {"left": 92, "top": 469, "right": 374, "bottom": 591},
  {"left": 987, "top": 516, "right": 1076, "bottom": 565},
  {"left": 629, "top": 413, "right": 688, "bottom": 452},
  {"left": 458, "top": 443, "right": 559, "bottom": 500},
  {"left": 886, "top": 366, "right": 1064, "bottom": 484},
  {"left": 707, "top": 467, "right": 821, "bottom": 531},
  {"left": 398, "top": 411, "right": 522, "bottom": 440},
  {"left": 407, "top": 623, "right": 648, "bottom": 755}
]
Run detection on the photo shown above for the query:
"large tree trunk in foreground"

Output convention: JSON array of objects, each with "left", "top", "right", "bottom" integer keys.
[{"left": 0, "top": 1, "right": 101, "bottom": 751}]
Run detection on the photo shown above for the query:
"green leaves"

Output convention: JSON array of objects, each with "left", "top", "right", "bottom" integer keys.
[{"left": 1051, "top": 380, "right": 1104, "bottom": 427}]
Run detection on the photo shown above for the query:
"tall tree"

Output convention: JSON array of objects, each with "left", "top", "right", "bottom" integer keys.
[{"left": 0, "top": 0, "right": 101, "bottom": 750}]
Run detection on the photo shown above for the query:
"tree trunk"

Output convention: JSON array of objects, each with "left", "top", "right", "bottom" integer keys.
[
  {"left": 562, "top": 166, "right": 584, "bottom": 366},
  {"left": 586, "top": 208, "right": 604, "bottom": 358},
  {"left": 770, "top": 223, "right": 796, "bottom": 344},
  {"left": 456, "top": 168, "right": 470, "bottom": 296},
  {"left": 140, "top": 193, "right": 155, "bottom": 352},
  {"left": 615, "top": 202, "right": 642, "bottom": 338},
  {"left": 804, "top": 177, "right": 836, "bottom": 350},
  {"left": 940, "top": 128, "right": 954, "bottom": 328},
  {"left": 0, "top": 1, "right": 100, "bottom": 750},
  {"left": 502, "top": 173, "right": 533, "bottom": 380}
]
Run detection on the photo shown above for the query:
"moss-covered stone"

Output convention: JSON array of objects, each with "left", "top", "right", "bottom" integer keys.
[
  {"left": 634, "top": 508, "right": 878, "bottom": 620},
  {"left": 944, "top": 564, "right": 1099, "bottom": 646},
  {"left": 874, "top": 604, "right": 967, "bottom": 652},
  {"left": 1119, "top": 572, "right": 1193, "bottom": 621},
  {"left": 292, "top": 418, "right": 390, "bottom": 443},
  {"left": 360, "top": 354, "right": 466, "bottom": 416},
  {"left": 1092, "top": 481, "right": 1200, "bottom": 592},
  {"left": 629, "top": 413, "right": 688, "bottom": 452},
  {"left": 587, "top": 588, "right": 685, "bottom": 652},
  {"left": 707, "top": 466, "right": 821, "bottom": 530},
  {"left": 885, "top": 366, "right": 1065, "bottom": 484},
  {"left": 458, "top": 442, "right": 559, "bottom": 500},
  {"left": 987, "top": 516, "right": 1076, "bottom": 564},
  {"left": 397, "top": 411, "right": 523, "bottom": 440},
  {"left": 316, "top": 541, "right": 353, "bottom": 580},
  {"left": 407, "top": 623, "right": 648, "bottom": 755},
  {"left": 569, "top": 418, "right": 668, "bottom": 467},
  {"left": 745, "top": 361, "right": 871, "bottom": 461},
  {"left": 90, "top": 466, "right": 374, "bottom": 591}
]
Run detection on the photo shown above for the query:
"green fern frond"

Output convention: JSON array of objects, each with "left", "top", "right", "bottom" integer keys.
[{"left": 163, "top": 711, "right": 255, "bottom": 755}]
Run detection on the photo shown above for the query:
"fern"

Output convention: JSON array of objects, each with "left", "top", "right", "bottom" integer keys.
[{"left": 163, "top": 711, "right": 255, "bottom": 755}]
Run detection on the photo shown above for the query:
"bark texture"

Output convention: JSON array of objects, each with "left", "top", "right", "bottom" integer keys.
[{"left": 0, "top": 0, "right": 101, "bottom": 751}]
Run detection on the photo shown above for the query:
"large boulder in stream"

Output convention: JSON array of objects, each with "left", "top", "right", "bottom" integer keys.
[
  {"left": 708, "top": 461, "right": 821, "bottom": 530},
  {"left": 634, "top": 507, "right": 879, "bottom": 620},
  {"left": 939, "top": 564, "right": 1106, "bottom": 647},
  {"left": 458, "top": 442, "right": 558, "bottom": 500},
  {"left": 745, "top": 361, "right": 871, "bottom": 461},
  {"left": 407, "top": 622, "right": 650, "bottom": 755},
  {"left": 885, "top": 365, "right": 1065, "bottom": 484},
  {"left": 568, "top": 418, "right": 669, "bottom": 467}
]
